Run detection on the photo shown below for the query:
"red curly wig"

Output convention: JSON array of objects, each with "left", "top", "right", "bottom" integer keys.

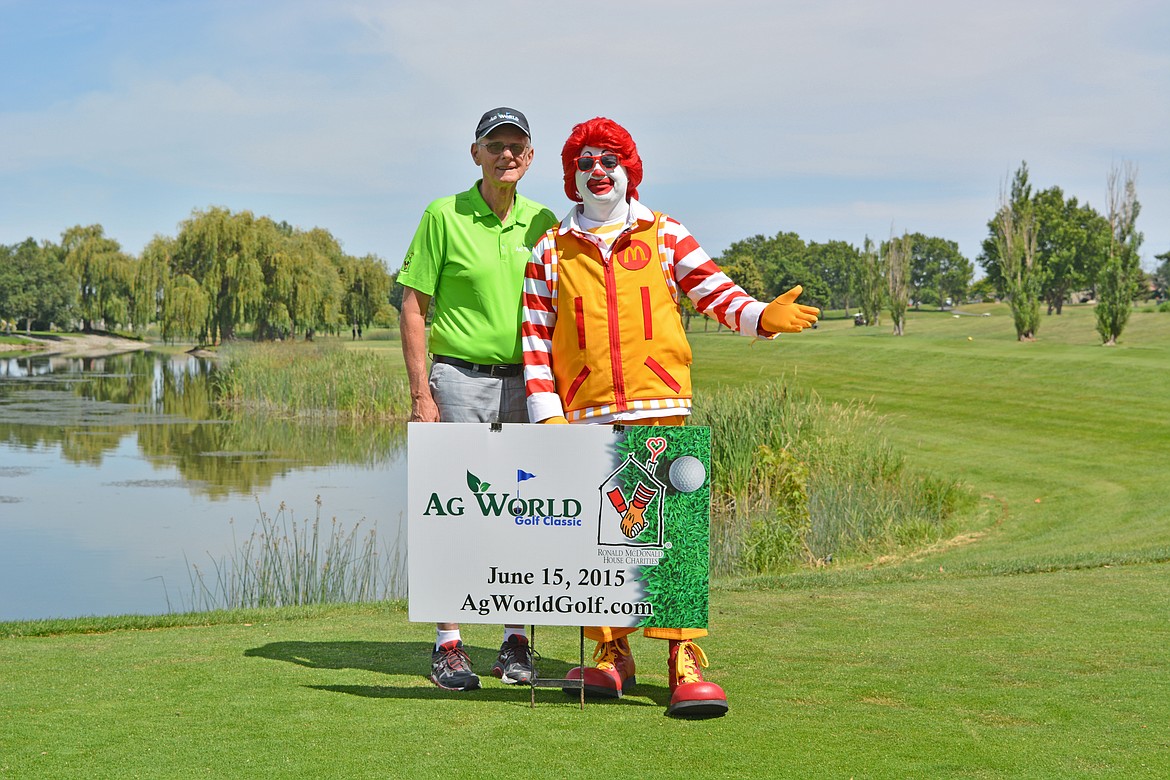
[{"left": 561, "top": 117, "right": 643, "bottom": 203}]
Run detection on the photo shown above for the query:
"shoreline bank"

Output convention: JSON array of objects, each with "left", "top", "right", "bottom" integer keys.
[{"left": 2, "top": 332, "right": 152, "bottom": 358}]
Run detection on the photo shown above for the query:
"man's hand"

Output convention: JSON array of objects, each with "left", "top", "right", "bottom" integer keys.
[
  {"left": 410, "top": 393, "right": 441, "bottom": 422},
  {"left": 760, "top": 285, "right": 820, "bottom": 334},
  {"left": 540, "top": 415, "right": 569, "bottom": 424}
]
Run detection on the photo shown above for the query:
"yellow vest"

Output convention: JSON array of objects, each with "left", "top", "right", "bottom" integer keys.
[{"left": 551, "top": 212, "right": 693, "bottom": 419}]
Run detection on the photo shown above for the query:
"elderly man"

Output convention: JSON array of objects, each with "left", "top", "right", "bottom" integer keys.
[
  {"left": 398, "top": 107, "right": 558, "bottom": 691},
  {"left": 521, "top": 117, "right": 819, "bottom": 717}
]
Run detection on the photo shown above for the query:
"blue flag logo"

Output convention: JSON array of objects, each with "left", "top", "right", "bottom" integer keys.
[{"left": 517, "top": 469, "right": 536, "bottom": 482}]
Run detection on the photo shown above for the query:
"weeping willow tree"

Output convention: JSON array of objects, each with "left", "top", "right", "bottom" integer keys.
[
  {"left": 885, "top": 232, "right": 911, "bottom": 336},
  {"left": 61, "top": 224, "right": 133, "bottom": 332},
  {"left": 1096, "top": 163, "right": 1143, "bottom": 346},
  {"left": 135, "top": 236, "right": 174, "bottom": 333},
  {"left": 172, "top": 207, "right": 267, "bottom": 343},
  {"left": 161, "top": 273, "right": 211, "bottom": 344},
  {"left": 993, "top": 171, "right": 1041, "bottom": 341}
]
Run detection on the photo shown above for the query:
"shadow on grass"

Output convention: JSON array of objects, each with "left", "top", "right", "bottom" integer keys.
[
  {"left": 244, "top": 639, "right": 433, "bottom": 675},
  {"left": 305, "top": 683, "right": 662, "bottom": 708},
  {"left": 244, "top": 639, "right": 665, "bottom": 707}
]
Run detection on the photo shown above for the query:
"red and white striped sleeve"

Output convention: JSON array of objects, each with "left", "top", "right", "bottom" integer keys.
[
  {"left": 662, "top": 216, "right": 766, "bottom": 337},
  {"left": 521, "top": 232, "right": 566, "bottom": 422}
]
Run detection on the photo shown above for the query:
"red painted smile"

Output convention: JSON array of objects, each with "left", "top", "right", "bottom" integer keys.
[{"left": 587, "top": 177, "right": 613, "bottom": 195}]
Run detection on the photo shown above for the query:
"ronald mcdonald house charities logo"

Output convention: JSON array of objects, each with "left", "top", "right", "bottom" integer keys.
[{"left": 598, "top": 436, "right": 669, "bottom": 549}]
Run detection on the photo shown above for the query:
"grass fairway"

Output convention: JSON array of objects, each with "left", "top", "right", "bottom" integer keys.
[
  {"left": 3, "top": 304, "right": 1169, "bottom": 778},
  {"left": 691, "top": 304, "right": 1170, "bottom": 568}
]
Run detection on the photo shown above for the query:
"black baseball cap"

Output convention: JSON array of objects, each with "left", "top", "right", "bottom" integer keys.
[{"left": 475, "top": 107, "right": 530, "bottom": 139}]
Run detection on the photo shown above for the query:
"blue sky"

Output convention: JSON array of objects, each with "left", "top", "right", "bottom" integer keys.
[{"left": 2, "top": 0, "right": 1167, "bottom": 273}]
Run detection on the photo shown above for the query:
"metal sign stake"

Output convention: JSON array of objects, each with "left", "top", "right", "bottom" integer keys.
[{"left": 529, "top": 625, "right": 586, "bottom": 709}]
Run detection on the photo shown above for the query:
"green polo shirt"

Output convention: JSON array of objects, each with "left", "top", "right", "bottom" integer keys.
[{"left": 399, "top": 181, "right": 557, "bottom": 365}]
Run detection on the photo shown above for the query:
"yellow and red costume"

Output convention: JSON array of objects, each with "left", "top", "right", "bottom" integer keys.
[
  {"left": 521, "top": 117, "right": 818, "bottom": 718},
  {"left": 524, "top": 200, "right": 774, "bottom": 424}
]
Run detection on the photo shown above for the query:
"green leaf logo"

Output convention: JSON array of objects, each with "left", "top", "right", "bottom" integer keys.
[{"left": 466, "top": 471, "right": 490, "bottom": 493}]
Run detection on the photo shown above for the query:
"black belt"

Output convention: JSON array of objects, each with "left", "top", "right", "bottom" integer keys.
[{"left": 433, "top": 355, "right": 522, "bottom": 378}]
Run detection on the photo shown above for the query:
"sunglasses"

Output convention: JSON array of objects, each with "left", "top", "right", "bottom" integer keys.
[
  {"left": 479, "top": 141, "right": 529, "bottom": 156},
  {"left": 574, "top": 153, "right": 620, "bottom": 172}
]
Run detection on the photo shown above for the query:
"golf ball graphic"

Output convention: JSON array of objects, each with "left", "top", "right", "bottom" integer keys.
[{"left": 668, "top": 455, "right": 707, "bottom": 493}]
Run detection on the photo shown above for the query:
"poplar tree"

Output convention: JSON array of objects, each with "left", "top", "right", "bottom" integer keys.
[
  {"left": 859, "top": 236, "right": 883, "bottom": 326},
  {"left": 1096, "top": 163, "right": 1143, "bottom": 346},
  {"left": 885, "top": 232, "right": 911, "bottom": 336},
  {"left": 993, "top": 166, "right": 1042, "bottom": 341}
]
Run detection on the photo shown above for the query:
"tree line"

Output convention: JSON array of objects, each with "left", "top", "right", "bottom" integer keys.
[
  {"left": 2, "top": 163, "right": 1165, "bottom": 344},
  {"left": 0, "top": 207, "right": 396, "bottom": 343},
  {"left": 691, "top": 161, "right": 1163, "bottom": 344},
  {"left": 979, "top": 162, "right": 1153, "bottom": 343},
  {"left": 703, "top": 229, "right": 976, "bottom": 336}
]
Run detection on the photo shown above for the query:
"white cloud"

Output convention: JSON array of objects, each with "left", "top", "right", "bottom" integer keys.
[{"left": 1, "top": 0, "right": 1166, "bottom": 263}]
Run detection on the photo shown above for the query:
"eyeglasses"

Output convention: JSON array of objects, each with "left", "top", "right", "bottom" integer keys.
[
  {"left": 574, "top": 153, "right": 620, "bottom": 172},
  {"left": 478, "top": 141, "right": 529, "bottom": 156}
]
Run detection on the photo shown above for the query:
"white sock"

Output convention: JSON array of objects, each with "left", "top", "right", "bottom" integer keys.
[
  {"left": 504, "top": 627, "right": 527, "bottom": 642},
  {"left": 436, "top": 629, "right": 461, "bottom": 649}
]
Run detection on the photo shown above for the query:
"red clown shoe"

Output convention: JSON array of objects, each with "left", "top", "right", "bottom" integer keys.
[
  {"left": 563, "top": 636, "right": 636, "bottom": 698},
  {"left": 666, "top": 639, "right": 728, "bottom": 718}
]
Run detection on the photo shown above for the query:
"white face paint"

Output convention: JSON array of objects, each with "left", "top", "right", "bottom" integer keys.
[{"left": 575, "top": 145, "right": 630, "bottom": 223}]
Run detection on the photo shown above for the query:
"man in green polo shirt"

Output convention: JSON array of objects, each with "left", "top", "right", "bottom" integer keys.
[{"left": 398, "top": 107, "right": 557, "bottom": 692}]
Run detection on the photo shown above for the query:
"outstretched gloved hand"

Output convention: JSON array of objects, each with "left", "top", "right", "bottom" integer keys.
[{"left": 760, "top": 285, "right": 820, "bottom": 334}]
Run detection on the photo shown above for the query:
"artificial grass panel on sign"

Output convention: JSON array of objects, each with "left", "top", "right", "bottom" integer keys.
[{"left": 615, "top": 425, "right": 712, "bottom": 629}]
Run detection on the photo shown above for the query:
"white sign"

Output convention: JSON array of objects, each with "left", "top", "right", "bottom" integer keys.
[{"left": 407, "top": 423, "right": 711, "bottom": 628}]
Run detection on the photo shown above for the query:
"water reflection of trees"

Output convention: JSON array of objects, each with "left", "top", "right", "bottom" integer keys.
[{"left": 0, "top": 351, "right": 405, "bottom": 495}]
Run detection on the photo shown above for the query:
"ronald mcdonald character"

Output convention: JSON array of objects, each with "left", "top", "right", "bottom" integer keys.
[{"left": 520, "top": 117, "right": 819, "bottom": 718}]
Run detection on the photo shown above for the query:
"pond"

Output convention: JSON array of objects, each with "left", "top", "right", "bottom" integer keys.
[{"left": 0, "top": 350, "right": 407, "bottom": 622}]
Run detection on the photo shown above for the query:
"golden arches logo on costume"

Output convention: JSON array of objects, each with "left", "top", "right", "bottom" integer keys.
[{"left": 615, "top": 240, "right": 652, "bottom": 271}]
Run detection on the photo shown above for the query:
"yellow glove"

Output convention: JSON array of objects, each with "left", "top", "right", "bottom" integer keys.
[
  {"left": 760, "top": 285, "right": 820, "bottom": 334},
  {"left": 541, "top": 415, "right": 569, "bottom": 424}
]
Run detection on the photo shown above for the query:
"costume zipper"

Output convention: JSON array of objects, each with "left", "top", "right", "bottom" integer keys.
[{"left": 603, "top": 256, "right": 626, "bottom": 411}]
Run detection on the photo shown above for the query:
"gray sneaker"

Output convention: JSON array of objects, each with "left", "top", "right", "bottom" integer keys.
[
  {"left": 491, "top": 635, "right": 534, "bottom": 685},
  {"left": 430, "top": 640, "right": 480, "bottom": 691}
]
